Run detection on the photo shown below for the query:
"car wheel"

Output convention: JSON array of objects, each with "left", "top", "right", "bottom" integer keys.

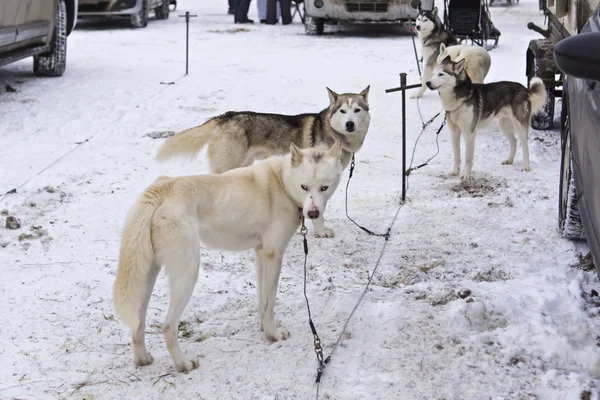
[
  {"left": 155, "top": 0, "right": 170, "bottom": 20},
  {"left": 130, "top": 0, "right": 149, "bottom": 28},
  {"left": 558, "top": 87, "right": 585, "bottom": 241},
  {"left": 528, "top": 53, "right": 555, "bottom": 130},
  {"left": 33, "top": 0, "right": 67, "bottom": 77}
]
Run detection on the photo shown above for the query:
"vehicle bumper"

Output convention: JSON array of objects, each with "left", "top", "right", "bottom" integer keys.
[
  {"left": 78, "top": 0, "right": 140, "bottom": 16},
  {"left": 304, "top": 0, "right": 432, "bottom": 22}
]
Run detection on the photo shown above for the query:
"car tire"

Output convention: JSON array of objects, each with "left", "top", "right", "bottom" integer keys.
[
  {"left": 33, "top": 0, "right": 67, "bottom": 77},
  {"left": 304, "top": 14, "right": 324, "bottom": 35},
  {"left": 155, "top": 0, "right": 170, "bottom": 20},
  {"left": 130, "top": 0, "right": 149, "bottom": 28},
  {"left": 558, "top": 87, "right": 586, "bottom": 241}
]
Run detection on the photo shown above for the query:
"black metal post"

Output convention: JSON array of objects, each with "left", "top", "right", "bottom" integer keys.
[
  {"left": 179, "top": 11, "right": 198, "bottom": 75},
  {"left": 385, "top": 73, "right": 422, "bottom": 203},
  {"left": 400, "top": 73, "right": 407, "bottom": 201}
]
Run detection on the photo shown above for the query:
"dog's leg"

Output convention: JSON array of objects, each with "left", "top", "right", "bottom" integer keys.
[
  {"left": 448, "top": 118, "right": 462, "bottom": 176},
  {"left": 517, "top": 122, "right": 531, "bottom": 172},
  {"left": 254, "top": 247, "right": 265, "bottom": 331},
  {"left": 411, "top": 64, "right": 432, "bottom": 99},
  {"left": 257, "top": 247, "right": 289, "bottom": 341},
  {"left": 498, "top": 117, "right": 517, "bottom": 165},
  {"left": 132, "top": 263, "right": 161, "bottom": 367},
  {"left": 312, "top": 215, "right": 334, "bottom": 238},
  {"left": 461, "top": 131, "right": 476, "bottom": 180},
  {"left": 161, "top": 243, "right": 201, "bottom": 373}
]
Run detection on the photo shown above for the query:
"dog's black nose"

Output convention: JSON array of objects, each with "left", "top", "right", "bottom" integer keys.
[
  {"left": 416, "top": 25, "right": 421, "bottom": 31},
  {"left": 346, "top": 121, "right": 355, "bottom": 132},
  {"left": 307, "top": 210, "right": 320, "bottom": 219},
  {"left": 426, "top": 81, "right": 433, "bottom": 89}
]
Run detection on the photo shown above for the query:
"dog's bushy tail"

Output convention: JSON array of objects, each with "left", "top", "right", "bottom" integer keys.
[
  {"left": 113, "top": 179, "right": 168, "bottom": 329},
  {"left": 155, "top": 119, "right": 219, "bottom": 161},
  {"left": 528, "top": 77, "right": 547, "bottom": 115}
]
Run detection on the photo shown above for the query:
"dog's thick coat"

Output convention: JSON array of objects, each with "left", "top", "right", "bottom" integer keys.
[
  {"left": 436, "top": 43, "right": 491, "bottom": 84},
  {"left": 412, "top": 6, "right": 459, "bottom": 99},
  {"left": 426, "top": 57, "right": 546, "bottom": 179},
  {"left": 114, "top": 142, "right": 344, "bottom": 372}
]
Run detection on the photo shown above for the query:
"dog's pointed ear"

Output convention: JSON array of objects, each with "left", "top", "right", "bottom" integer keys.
[
  {"left": 290, "top": 143, "right": 304, "bottom": 167},
  {"left": 453, "top": 58, "right": 466, "bottom": 73},
  {"left": 326, "top": 87, "right": 338, "bottom": 105},
  {"left": 327, "top": 140, "right": 343, "bottom": 163},
  {"left": 439, "top": 43, "right": 446, "bottom": 54},
  {"left": 442, "top": 55, "right": 452, "bottom": 64},
  {"left": 432, "top": 6, "right": 438, "bottom": 17},
  {"left": 360, "top": 85, "right": 370, "bottom": 101},
  {"left": 418, "top": 3, "right": 422, "bottom": 13}
]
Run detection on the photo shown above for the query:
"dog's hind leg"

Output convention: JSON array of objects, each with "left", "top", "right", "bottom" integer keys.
[
  {"left": 256, "top": 246, "right": 289, "bottom": 342},
  {"left": 159, "top": 233, "right": 201, "bottom": 373},
  {"left": 498, "top": 117, "right": 517, "bottom": 166},
  {"left": 447, "top": 117, "right": 462, "bottom": 176},
  {"left": 517, "top": 122, "right": 531, "bottom": 172},
  {"left": 132, "top": 263, "right": 161, "bottom": 366},
  {"left": 461, "top": 131, "right": 476, "bottom": 180},
  {"left": 254, "top": 247, "right": 265, "bottom": 331}
]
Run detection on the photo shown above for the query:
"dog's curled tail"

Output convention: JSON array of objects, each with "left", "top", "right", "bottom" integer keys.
[
  {"left": 528, "top": 77, "right": 547, "bottom": 115},
  {"left": 155, "top": 119, "right": 219, "bottom": 161},
  {"left": 113, "top": 179, "right": 168, "bottom": 329}
]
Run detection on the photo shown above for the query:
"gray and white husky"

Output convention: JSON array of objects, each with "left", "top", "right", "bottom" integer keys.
[
  {"left": 156, "top": 86, "right": 370, "bottom": 238},
  {"left": 426, "top": 56, "right": 547, "bottom": 179},
  {"left": 412, "top": 6, "right": 459, "bottom": 99}
]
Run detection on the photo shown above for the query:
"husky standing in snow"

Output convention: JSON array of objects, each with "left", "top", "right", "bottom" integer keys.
[
  {"left": 411, "top": 6, "right": 459, "bottom": 99},
  {"left": 426, "top": 57, "right": 547, "bottom": 179},
  {"left": 436, "top": 43, "right": 491, "bottom": 84},
  {"left": 155, "top": 86, "right": 371, "bottom": 238},
  {"left": 114, "top": 142, "right": 344, "bottom": 373}
]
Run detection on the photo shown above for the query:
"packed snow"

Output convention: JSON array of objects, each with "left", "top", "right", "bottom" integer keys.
[{"left": 1, "top": 0, "right": 599, "bottom": 399}]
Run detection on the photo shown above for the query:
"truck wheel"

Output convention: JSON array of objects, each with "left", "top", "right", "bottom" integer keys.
[
  {"left": 528, "top": 54, "right": 555, "bottom": 130},
  {"left": 155, "top": 0, "right": 170, "bottom": 20},
  {"left": 130, "top": 0, "right": 149, "bottom": 28},
  {"left": 305, "top": 15, "right": 324, "bottom": 35},
  {"left": 33, "top": 0, "right": 67, "bottom": 77},
  {"left": 558, "top": 88, "right": 585, "bottom": 241}
]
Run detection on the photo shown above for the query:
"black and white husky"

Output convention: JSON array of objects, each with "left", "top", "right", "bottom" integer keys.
[
  {"left": 412, "top": 6, "right": 459, "bottom": 99},
  {"left": 426, "top": 56, "right": 547, "bottom": 179}
]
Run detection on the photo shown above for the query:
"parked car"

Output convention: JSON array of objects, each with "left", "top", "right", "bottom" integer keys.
[
  {"left": 303, "top": 0, "right": 434, "bottom": 35},
  {"left": 553, "top": 5, "right": 600, "bottom": 276},
  {"left": 78, "top": 0, "right": 170, "bottom": 28},
  {"left": 0, "top": 0, "right": 78, "bottom": 77}
]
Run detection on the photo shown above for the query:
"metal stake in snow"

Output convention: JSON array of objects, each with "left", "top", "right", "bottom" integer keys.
[
  {"left": 178, "top": 11, "right": 197, "bottom": 75},
  {"left": 385, "top": 73, "right": 422, "bottom": 202}
]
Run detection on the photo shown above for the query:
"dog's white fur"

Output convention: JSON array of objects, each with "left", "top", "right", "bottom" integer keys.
[
  {"left": 427, "top": 59, "right": 547, "bottom": 179},
  {"left": 436, "top": 43, "right": 491, "bottom": 84},
  {"left": 411, "top": 11, "right": 438, "bottom": 99},
  {"left": 113, "top": 142, "right": 343, "bottom": 372}
]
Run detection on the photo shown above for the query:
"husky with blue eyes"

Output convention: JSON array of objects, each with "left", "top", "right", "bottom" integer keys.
[{"left": 156, "top": 86, "right": 371, "bottom": 237}]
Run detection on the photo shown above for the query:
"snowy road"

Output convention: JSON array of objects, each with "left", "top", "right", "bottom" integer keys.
[{"left": 1, "top": 0, "right": 599, "bottom": 399}]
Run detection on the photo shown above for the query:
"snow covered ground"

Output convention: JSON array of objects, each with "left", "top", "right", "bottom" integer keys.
[{"left": 1, "top": 0, "right": 599, "bottom": 399}]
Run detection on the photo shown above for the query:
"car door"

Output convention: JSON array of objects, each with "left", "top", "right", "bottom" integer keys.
[
  {"left": 14, "top": 0, "right": 54, "bottom": 47},
  {"left": 0, "top": 1, "right": 19, "bottom": 49}
]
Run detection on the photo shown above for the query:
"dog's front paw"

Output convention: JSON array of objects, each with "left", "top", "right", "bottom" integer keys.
[
  {"left": 266, "top": 327, "right": 290, "bottom": 342},
  {"left": 460, "top": 171, "right": 472, "bottom": 180},
  {"left": 175, "top": 357, "right": 199, "bottom": 373},
  {"left": 315, "top": 228, "right": 335, "bottom": 238},
  {"left": 501, "top": 159, "right": 513, "bottom": 165},
  {"left": 522, "top": 166, "right": 531, "bottom": 172},
  {"left": 410, "top": 91, "right": 424, "bottom": 99},
  {"left": 134, "top": 352, "right": 154, "bottom": 367},
  {"left": 449, "top": 168, "right": 460, "bottom": 176}
]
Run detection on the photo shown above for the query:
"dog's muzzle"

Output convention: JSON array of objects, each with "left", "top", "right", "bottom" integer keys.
[
  {"left": 415, "top": 25, "right": 421, "bottom": 31},
  {"left": 426, "top": 81, "right": 434, "bottom": 90},
  {"left": 307, "top": 210, "right": 320, "bottom": 219},
  {"left": 346, "top": 121, "right": 355, "bottom": 132}
]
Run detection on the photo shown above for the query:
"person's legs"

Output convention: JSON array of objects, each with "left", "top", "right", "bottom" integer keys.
[
  {"left": 235, "top": 0, "right": 253, "bottom": 23},
  {"left": 228, "top": 0, "right": 234, "bottom": 14}
]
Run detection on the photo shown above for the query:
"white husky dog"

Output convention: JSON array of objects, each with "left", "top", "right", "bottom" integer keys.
[
  {"left": 113, "top": 142, "right": 344, "bottom": 372},
  {"left": 436, "top": 43, "right": 492, "bottom": 84}
]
